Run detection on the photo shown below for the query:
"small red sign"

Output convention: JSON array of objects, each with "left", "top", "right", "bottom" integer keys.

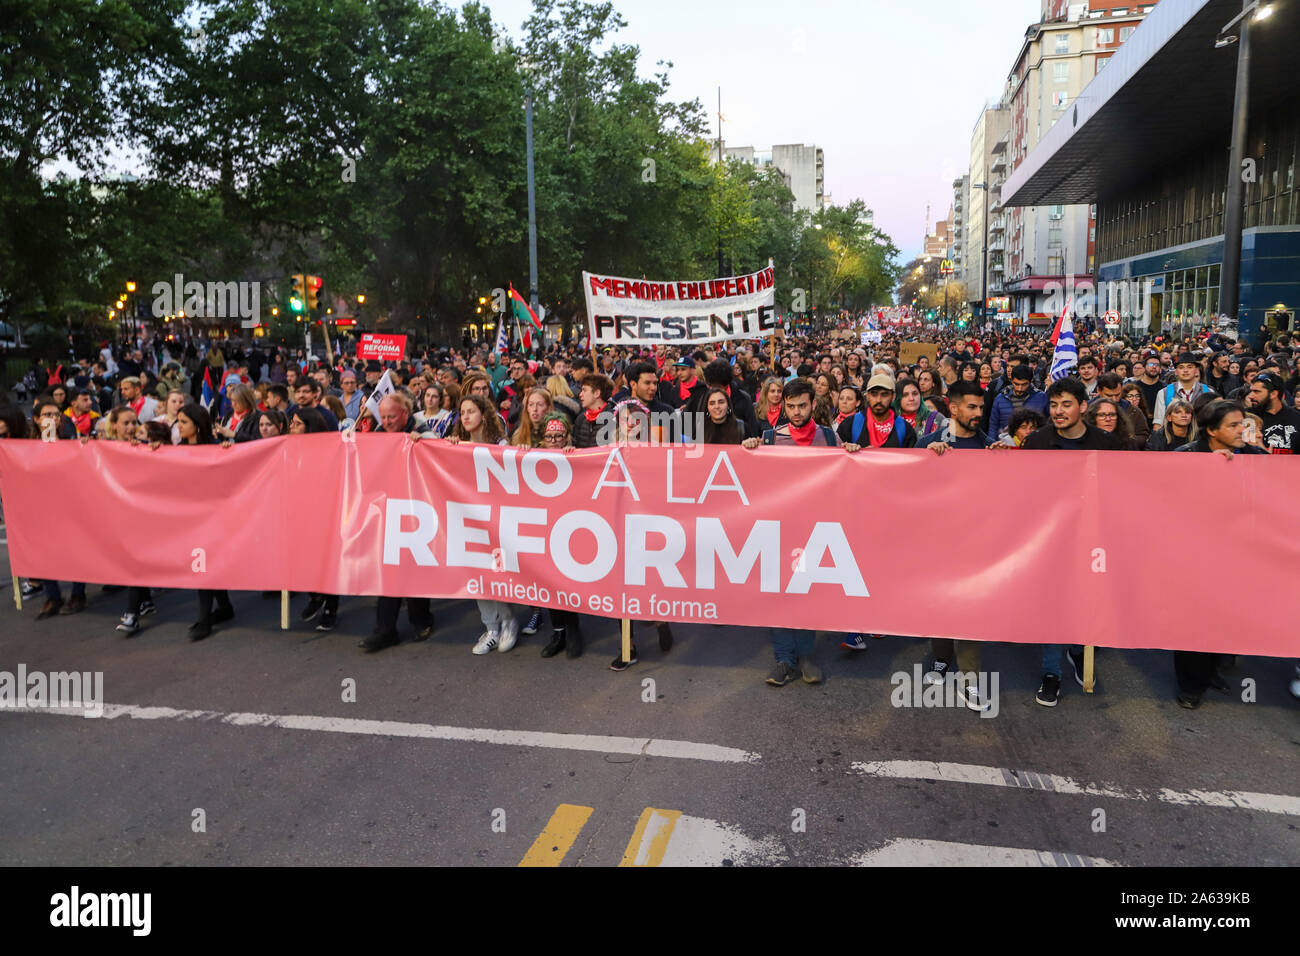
[{"left": 356, "top": 333, "right": 406, "bottom": 361}]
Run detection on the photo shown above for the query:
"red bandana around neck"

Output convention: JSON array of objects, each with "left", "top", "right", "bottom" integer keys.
[
  {"left": 867, "top": 410, "right": 895, "bottom": 448},
  {"left": 584, "top": 407, "right": 601, "bottom": 423},
  {"left": 787, "top": 420, "right": 818, "bottom": 446}
]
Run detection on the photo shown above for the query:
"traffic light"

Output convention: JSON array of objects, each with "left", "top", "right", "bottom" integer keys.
[
  {"left": 289, "top": 274, "right": 306, "bottom": 314},
  {"left": 306, "top": 275, "right": 323, "bottom": 313}
]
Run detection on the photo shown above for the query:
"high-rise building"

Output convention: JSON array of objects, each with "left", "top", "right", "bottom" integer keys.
[
  {"left": 999, "top": 0, "right": 1156, "bottom": 322},
  {"left": 951, "top": 175, "right": 969, "bottom": 281},
  {"left": 1004, "top": 0, "right": 1297, "bottom": 345},
  {"left": 966, "top": 101, "right": 1011, "bottom": 310},
  {"left": 722, "top": 142, "right": 825, "bottom": 213}
]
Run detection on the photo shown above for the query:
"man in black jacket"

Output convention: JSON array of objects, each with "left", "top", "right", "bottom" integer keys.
[
  {"left": 571, "top": 373, "right": 614, "bottom": 449},
  {"left": 1172, "top": 399, "right": 1266, "bottom": 707},
  {"left": 624, "top": 360, "right": 679, "bottom": 443},
  {"left": 361, "top": 393, "right": 435, "bottom": 652},
  {"left": 1020, "top": 377, "right": 1120, "bottom": 707}
]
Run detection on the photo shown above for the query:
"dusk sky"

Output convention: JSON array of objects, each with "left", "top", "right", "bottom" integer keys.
[{"left": 467, "top": 0, "right": 1042, "bottom": 264}]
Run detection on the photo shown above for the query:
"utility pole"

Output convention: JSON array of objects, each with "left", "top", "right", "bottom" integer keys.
[
  {"left": 1219, "top": 0, "right": 1252, "bottom": 340},
  {"left": 525, "top": 88, "right": 540, "bottom": 341},
  {"left": 716, "top": 86, "right": 725, "bottom": 278}
]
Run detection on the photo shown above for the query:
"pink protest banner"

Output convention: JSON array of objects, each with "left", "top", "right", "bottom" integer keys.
[
  {"left": 0, "top": 436, "right": 1296, "bottom": 657},
  {"left": 356, "top": 333, "right": 406, "bottom": 361}
]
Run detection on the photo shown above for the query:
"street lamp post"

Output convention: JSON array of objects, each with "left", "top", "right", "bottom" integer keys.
[
  {"left": 972, "top": 174, "right": 990, "bottom": 329},
  {"left": 1216, "top": 1, "right": 1273, "bottom": 347}
]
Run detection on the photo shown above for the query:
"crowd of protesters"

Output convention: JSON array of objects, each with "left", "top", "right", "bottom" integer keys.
[{"left": 3, "top": 320, "right": 1299, "bottom": 711}]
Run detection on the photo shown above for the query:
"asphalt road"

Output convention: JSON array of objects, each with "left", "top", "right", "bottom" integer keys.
[{"left": 0, "top": 529, "right": 1297, "bottom": 867}]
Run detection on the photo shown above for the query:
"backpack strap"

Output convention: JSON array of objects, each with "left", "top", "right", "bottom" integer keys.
[
  {"left": 850, "top": 411, "right": 866, "bottom": 445},
  {"left": 820, "top": 426, "right": 837, "bottom": 445},
  {"left": 893, "top": 416, "right": 907, "bottom": 446}
]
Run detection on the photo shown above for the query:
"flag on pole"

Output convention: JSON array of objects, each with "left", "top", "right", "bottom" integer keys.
[
  {"left": 1049, "top": 297, "right": 1072, "bottom": 346},
  {"left": 494, "top": 319, "right": 509, "bottom": 355},
  {"left": 508, "top": 284, "right": 542, "bottom": 333},
  {"left": 201, "top": 367, "right": 215, "bottom": 409},
  {"left": 1050, "top": 311, "right": 1079, "bottom": 382},
  {"left": 363, "top": 369, "right": 395, "bottom": 422}
]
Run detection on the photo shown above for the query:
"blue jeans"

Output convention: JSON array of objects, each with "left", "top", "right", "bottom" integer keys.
[
  {"left": 43, "top": 581, "right": 85, "bottom": 601},
  {"left": 1041, "top": 644, "right": 1083, "bottom": 677},
  {"left": 770, "top": 627, "right": 815, "bottom": 666}
]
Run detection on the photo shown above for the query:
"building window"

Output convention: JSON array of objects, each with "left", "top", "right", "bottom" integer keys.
[
  {"left": 1053, "top": 92, "right": 1069, "bottom": 111},
  {"left": 1089, "top": 226, "right": 1096, "bottom": 242},
  {"left": 1048, "top": 255, "right": 1064, "bottom": 274},
  {"left": 1120, "top": 26, "right": 1135, "bottom": 41},
  {"left": 1096, "top": 28, "right": 1114, "bottom": 44},
  {"left": 1049, "top": 226, "right": 1063, "bottom": 248},
  {"left": 1097, "top": 56, "right": 1109, "bottom": 73},
  {"left": 1055, "top": 34, "right": 1070, "bottom": 54},
  {"left": 1112, "top": 7, "right": 1128, "bottom": 14},
  {"left": 1049, "top": 204, "right": 1064, "bottom": 220},
  {"left": 1053, "top": 63, "right": 1068, "bottom": 83}
]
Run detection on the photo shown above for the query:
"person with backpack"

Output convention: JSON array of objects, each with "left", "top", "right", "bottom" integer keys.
[
  {"left": 835, "top": 373, "right": 917, "bottom": 449},
  {"left": 1151, "top": 352, "right": 1216, "bottom": 426},
  {"left": 741, "top": 378, "right": 864, "bottom": 686}
]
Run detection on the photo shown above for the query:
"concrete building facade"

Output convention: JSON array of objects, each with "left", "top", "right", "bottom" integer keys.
[{"left": 722, "top": 142, "right": 825, "bottom": 213}]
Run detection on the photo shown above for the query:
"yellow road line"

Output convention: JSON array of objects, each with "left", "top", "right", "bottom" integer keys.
[
  {"left": 518, "top": 804, "right": 594, "bottom": 867},
  {"left": 619, "top": 808, "right": 683, "bottom": 867}
]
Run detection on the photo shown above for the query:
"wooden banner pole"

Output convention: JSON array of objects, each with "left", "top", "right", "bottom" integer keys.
[{"left": 281, "top": 590, "right": 290, "bottom": 631}]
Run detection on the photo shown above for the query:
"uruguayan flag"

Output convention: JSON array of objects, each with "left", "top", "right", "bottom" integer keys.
[
  {"left": 495, "top": 318, "right": 509, "bottom": 355},
  {"left": 1050, "top": 313, "right": 1078, "bottom": 382}
]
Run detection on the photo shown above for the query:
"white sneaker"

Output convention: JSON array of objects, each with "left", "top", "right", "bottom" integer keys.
[
  {"left": 472, "top": 631, "right": 499, "bottom": 655},
  {"left": 958, "top": 683, "right": 992, "bottom": 713},
  {"left": 497, "top": 617, "right": 519, "bottom": 653}
]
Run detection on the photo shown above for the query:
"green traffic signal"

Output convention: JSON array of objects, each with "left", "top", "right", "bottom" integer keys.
[{"left": 289, "top": 296, "right": 305, "bottom": 313}]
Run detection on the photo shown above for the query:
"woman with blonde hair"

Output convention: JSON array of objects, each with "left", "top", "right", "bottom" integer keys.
[
  {"left": 511, "top": 387, "right": 554, "bottom": 447},
  {"left": 215, "top": 384, "right": 261, "bottom": 443},
  {"left": 545, "top": 375, "right": 581, "bottom": 421},
  {"left": 755, "top": 376, "right": 786, "bottom": 431},
  {"left": 1144, "top": 399, "right": 1197, "bottom": 451}
]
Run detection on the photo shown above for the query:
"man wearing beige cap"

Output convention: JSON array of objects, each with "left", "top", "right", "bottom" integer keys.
[{"left": 836, "top": 373, "right": 917, "bottom": 449}]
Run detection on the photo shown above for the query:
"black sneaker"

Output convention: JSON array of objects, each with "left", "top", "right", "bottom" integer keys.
[
  {"left": 657, "top": 623, "right": 673, "bottom": 653},
  {"left": 116, "top": 613, "right": 141, "bottom": 636},
  {"left": 138, "top": 599, "right": 157, "bottom": 618},
  {"left": 1036, "top": 673, "right": 1061, "bottom": 707},
  {"left": 541, "top": 629, "right": 566, "bottom": 658},
  {"left": 1177, "top": 692, "right": 1203, "bottom": 710},
  {"left": 1067, "top": 648, "right": 1088, "bottom": 688},
  {"left": 521, "top": 611, "right": 542, "bottom": 635},
  {"left": 1208, "top": 673, "right": 1231, "bottom": 694},
  {"left": 21, "top": 580, "right": 44, "bottom": 598},
  {"left": 211, "top": 604, "right": 234, "bottom": 625},
  {"left": 924, "top": 658, "right": 954, "bottom": 686},
  {"left": 300, "top": 596, "right": 325, "bottom": 622},
  {"left": 188, "top": 621, "right": 214, "bottom": 642},
  {"left": 766, "top": 661, "right": 798, "bottom": 686},
  {"left": 359, "top": 630, "right": 399, "bottom": 652},
  {"left": 610, "top": 643, "right": 639, "bottom": 671},
  {"left": 315, "top": 609, "right": 336, "bottom": 631}
]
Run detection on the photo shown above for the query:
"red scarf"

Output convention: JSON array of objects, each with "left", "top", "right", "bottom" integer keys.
[
  {"left": 679, "top": 377, "right": 697, "bottom": 402},
  {"left": 584, "top": 407, "right": 601, "bottom": 423},
  {"left": 766, "top": 403, "right": 782, "bottom": 427},
  {"left": 867, "top": 411, "right": 895, "bottom": 448},
  {"left": 900, "top": 411, "right": 917, "bottom": 431},
  {"left": 129, "top": 395, "right": 146, "bottom": 416},
  {"left": 787, "top": 420, "right": 818, "bottom": 446}
]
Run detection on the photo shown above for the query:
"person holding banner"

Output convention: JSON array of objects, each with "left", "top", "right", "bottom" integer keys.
[
  {"left": 445, "top": 394, "right": 519, "bottom": 655},
  {"left": 362, "top": 393, "right": 436, "bottom": 653},
  {"left": 755, "top": 377, "right": 786, "bottom": 432},
  {"left": 742, "top": 378, "right": 863, "bottom": 686},
  {"left": 571, "top": 374, "right": 614, "bottom": 449}
]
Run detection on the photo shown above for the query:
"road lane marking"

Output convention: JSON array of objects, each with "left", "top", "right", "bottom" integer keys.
[
  {"left": 853, "top": 838, "right": 1119, "bottom": 867},
  {"left": 19, "top": 702, "right": 761, "bottom": 763},
  {"left": 620, "top": 808, "right": 682, "bottom": 866},
  {"left": 853, "top": 759, "right": 1300, "bottom": 817},
  {"left": 519, "top": 804, "right": 593, "bottom": 867}
]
